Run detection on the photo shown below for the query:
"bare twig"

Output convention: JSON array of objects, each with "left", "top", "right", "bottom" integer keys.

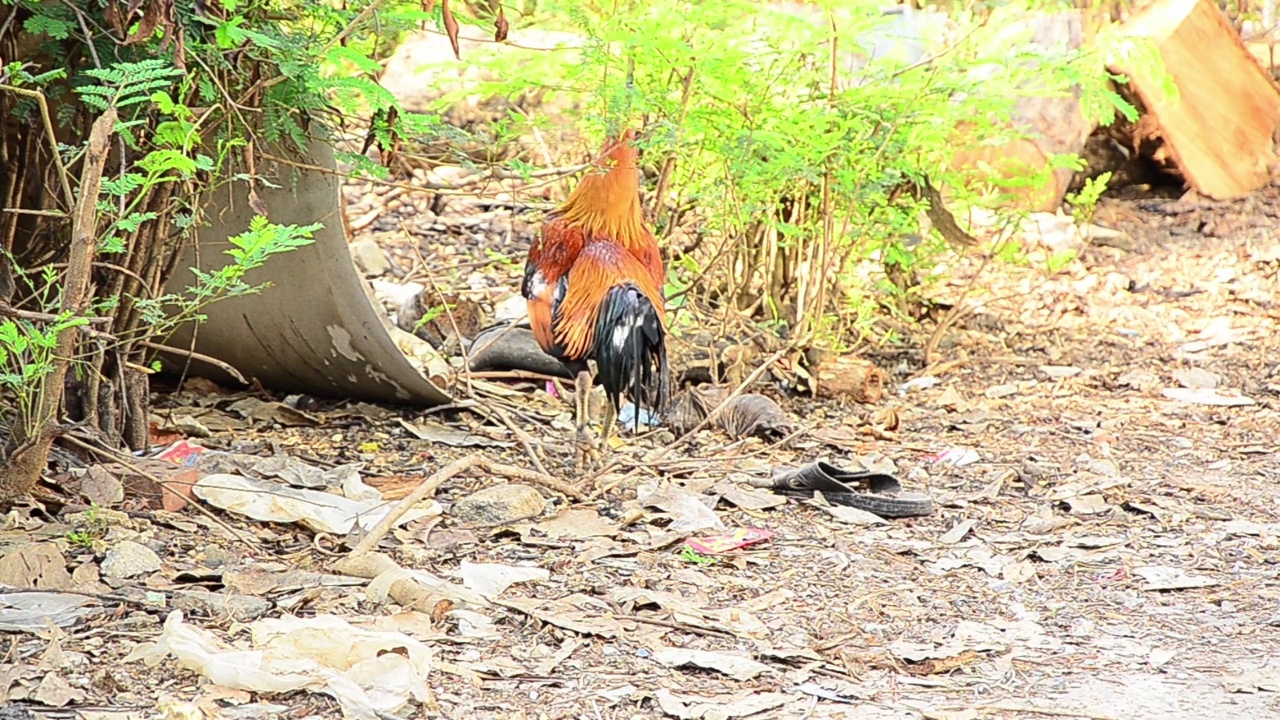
[
  {"left": 259, "top": 150, "right": 585, "bottom": 195},
  {"left": 922, "top": 224, "right": 1014, "bottom": 367},
  {"left": 0, "top": 86, "right": 75, "bottom": 210},
  {"left": 0, "top": 303, "right": 112, "bottom": 325},
  {"left": 2, "top": 208, "right": 67, "bottom": 218},
  {"left": 0, "top": 5, "right": 19, "bottom": 39},
  {"left": 405, "top": 229, "right": 473, "bottom": 391},
  {"left": 350, "top": 454, "right": 484, "bottom": 556},
  {"left": 140, "top": 340, "right": 249, "bottom": 384},
  {"left": 480, "top": 403, "right": 554, "bottom": 479},
  {"left": 652, "top": 66, "right": 697, "bottom": 230},
  {"left": 961, "top": 704, "right": 1117, "bottom": 720},
  {"left": 468, "top": 370, "right": 566, "bottom": 383},
  {"left": 654, "top": 349, "right": 786, "bottom": 459},
  {"left": 815, "top": 585, "right": 917, "bottom": 651},
  {"left": 351, "top": 452, "right": 586, "bottom": 556},
  {"left": 359, "top": 452, "right": 582, "bottom": 550},
  {"left": 482, "top": 457, "right": 582, "bottom": 500},
  {"left": 885, "top": 12, "right": 991, "bottom": 83}
]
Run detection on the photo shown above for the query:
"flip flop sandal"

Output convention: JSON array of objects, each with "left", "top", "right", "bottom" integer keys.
[{"left": 753, "top": 460, "right": 934, "bottom": 518}]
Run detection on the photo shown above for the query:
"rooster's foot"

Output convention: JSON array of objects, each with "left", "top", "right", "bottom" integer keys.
[{"left": 573, "top": 424, "right": 601, "bottom": 473}]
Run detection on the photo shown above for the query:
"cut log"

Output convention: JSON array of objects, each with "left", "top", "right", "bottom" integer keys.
[
  {"left": 812, "top": 355, "right": 887, "bottom": 404},
  {"left": 1247, "top": 41, "right": 1280, "bottom": 81},
  {"left": 1115, "top": 0, "right": 1280, "bottom": 199}
]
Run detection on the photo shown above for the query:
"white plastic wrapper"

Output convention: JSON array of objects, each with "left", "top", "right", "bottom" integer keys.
[{"left": 127, "top": 611, "right": 435, "bottom": 720}]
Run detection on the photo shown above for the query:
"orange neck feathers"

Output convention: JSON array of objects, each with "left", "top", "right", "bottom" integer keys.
[{"left": 557, "top": 129, "right": 646, "bottom": 248}]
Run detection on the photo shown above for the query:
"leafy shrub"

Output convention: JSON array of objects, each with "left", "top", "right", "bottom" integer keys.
[
  {"left": 425, "top": 0, "right": 1160, "bottom": 347},
  {"left": 0, "top": 0, "right": 443, "bottom": 447}
]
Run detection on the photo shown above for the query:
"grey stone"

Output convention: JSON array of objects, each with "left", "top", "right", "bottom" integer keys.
[
  {"left": 349, "top": 238, "right": 391, "bottom": 277},
  {"left": 172, "top": 588, "right": 271, "bottom": 622},
  {"left": 100, "top": 540, "right": 161, "bottom": 580},
  {"left": 451, "top": 484, "right": 546, "bottom": 526}
]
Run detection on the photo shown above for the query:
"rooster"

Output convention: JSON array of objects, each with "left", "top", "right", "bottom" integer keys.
[{"left": 522, "top": 129, "right": 670, "bottom": 470}]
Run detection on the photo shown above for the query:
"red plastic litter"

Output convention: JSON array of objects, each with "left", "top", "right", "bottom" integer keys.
[
  {"left": 154, "top": 440, "right": 207, "bottom": 467},
  {"left": 685, "top": 528, "right": 774, "bottom": 555}
]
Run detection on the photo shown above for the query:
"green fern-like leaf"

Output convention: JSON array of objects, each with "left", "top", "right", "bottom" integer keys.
[
  {"left": 101, "top": 173, "right": 149, "bottom": 197},
  {"left": 23, "top": 14, "right": 75, "bottom": 40}
]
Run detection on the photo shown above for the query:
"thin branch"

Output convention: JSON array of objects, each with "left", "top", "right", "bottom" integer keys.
[
  {"left": 140, "top": 340, "right": 249, "bottom": 384},
  {"left": 350, "top": 454, "right": 483, "bottom": 555},
  {"left": 654, "top": 349, "right": 786, "bottom": 459},
  {"left": 0, "top": 303, "right": 113, "bottom": 325},
  {"left": 962, "top": 704, "right": 1117, "bottom": 720},
  {"left": 2, "top": 208, "right": 67, "bottom": 218},
  {"left": 0, "top": 86, "right": 75, "bottom": 211},
  {"left": 350, "top": 453, "right": 586, "bottom": 556},
  {"left": 0, "top": 5, "right": 19, "bottom": 39},
  {"left": 477, "top": 402, "right": 554, "bottom": 479},
  {"left": 485, "top": 456, "right": 581, "bottom": 499},
  {"left": 259, "top": 150, "right": 585, "bottom": 194},
  {"left": 406, "top": 227, "right": 474, "bottom": 391}
]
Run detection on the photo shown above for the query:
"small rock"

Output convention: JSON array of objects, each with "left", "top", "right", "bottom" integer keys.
[
  {"left": 493, "top": 293, "right": 529, "bottom": 323},
  {"left": 349, "top": 238, "right": 391, "bottom": 277},
  {"left": 452, "top": 484, "right": 546, "bottom": 526},
  {"left": 100, "top": 540, "right": 162, "bottom": 581},
  {"left": 1039, "top": 365, "right": 1081, "bottom": 378},
  {"left": 171, "top": 414, "right": 212, "bottom": 438},
  {"left": 172, "top": 588, "right": 271, "bottom": 622},
  {"left": 1172, "top": 367, "right": 1220, "bottom": 389},
  {"left": 1161, "top": 387, "right": 1255, "bottom": 407},
  {"left": 985, "top": 383, "right": 1018, "bottom": 398},
  {"left": 1116, "top": 370, "right": 1160, "bottom": 389}
]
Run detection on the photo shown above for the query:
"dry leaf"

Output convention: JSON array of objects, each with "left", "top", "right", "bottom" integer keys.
[
  {"left": 1223, "top": 669, "right": 1280, "bottom": 693},
  {"left": 1161, "top": 387, "right": 1254, "bottom": 407},
  {"left": 651, "top": 647, "right": 772, "bottom": 681},
  {"left": 124, "top": 0, "right": 165, "bottom": 45},
  {"left": 430, "top": 599, "right": 453, "bottom": 623},
  {"left": 534, "top": 508, "right": 619, "bottom": 539},
  {"left": 494, "top": 7, "right": 509, "bottom": 42},
  {"left": 104, "top": 1, "right": 126, "bottom": 37},
  {"left": 718, "top": 393, "right": 794, "bottom": 440},
  {"left": 1063, "top": 494, "right": 1110, "bottom": 515},
  {"left": 904, "top": 649, "right": 981, "bottom": 676},
  {"left": 939, "top": 519, "right": 975, "bottom": 544},
  {"left": 654, "top": 689, "right": 792, "bottom": 719},
  {"left": 1002, "top": 560, "right": 1037, "bottom": 583},
  {"left": 457, "top": 561, "right": 548, "bottom": 600},
  {"left": 441, "top": 0, "right": 461, "bottom": 59},
  {"left": 248, "top": 188, "right": 269, "bottom": 216},
  {"left": 1133, "top": 565, "right": 1219, "bottom": 591},
  {"left": 872, "top": 407, "right": 900, "bottom": 431},
  {"left": 1172, "top": 367, "right": 1219, "bottom": 389},
  {"left": 497, "top": 594, "right": 618, "bottom": 638},
  {"left": 0, "top": 544, "right": 73, "bottom": 590}
]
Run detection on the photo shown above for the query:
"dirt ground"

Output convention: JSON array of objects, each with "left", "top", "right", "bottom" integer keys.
[{"left": 3, "top": 176, "right": 1279, "bottom": 720}]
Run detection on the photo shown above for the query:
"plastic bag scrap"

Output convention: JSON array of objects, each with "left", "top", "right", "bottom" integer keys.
[
  {"left": 126, "top": 611, "right": 434, "bottom": 720},
  {"left": 193, "top": 473, "right": 440, "bottom": 534},
  {"left": 153, "top": 439, "right": 439, "bottom": 534}
]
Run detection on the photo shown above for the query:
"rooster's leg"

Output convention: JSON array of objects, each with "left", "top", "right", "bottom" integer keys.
[
  {"left": 599, "top": 401, "right": 617, "bottom": 458},
  {"left": 573, "top": 369, "right": 600, "bottom": 472}
]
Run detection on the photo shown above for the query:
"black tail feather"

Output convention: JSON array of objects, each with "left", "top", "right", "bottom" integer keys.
[{"left": 594, "top": 284, "right": 669, "bottom": 431}]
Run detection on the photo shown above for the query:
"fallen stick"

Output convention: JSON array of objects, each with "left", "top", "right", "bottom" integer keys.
[
  {"left": 655, "top": 349, "right": 786, "bottom": 458},
  {"left": 351, "top": 454, "right": 483, "bottom": 556},
  {"left": 350, "top": 454, "right": 585, "bottom": 556},
  {"left": 142, "top": 340, "right": 249, "bottom": 384}
]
